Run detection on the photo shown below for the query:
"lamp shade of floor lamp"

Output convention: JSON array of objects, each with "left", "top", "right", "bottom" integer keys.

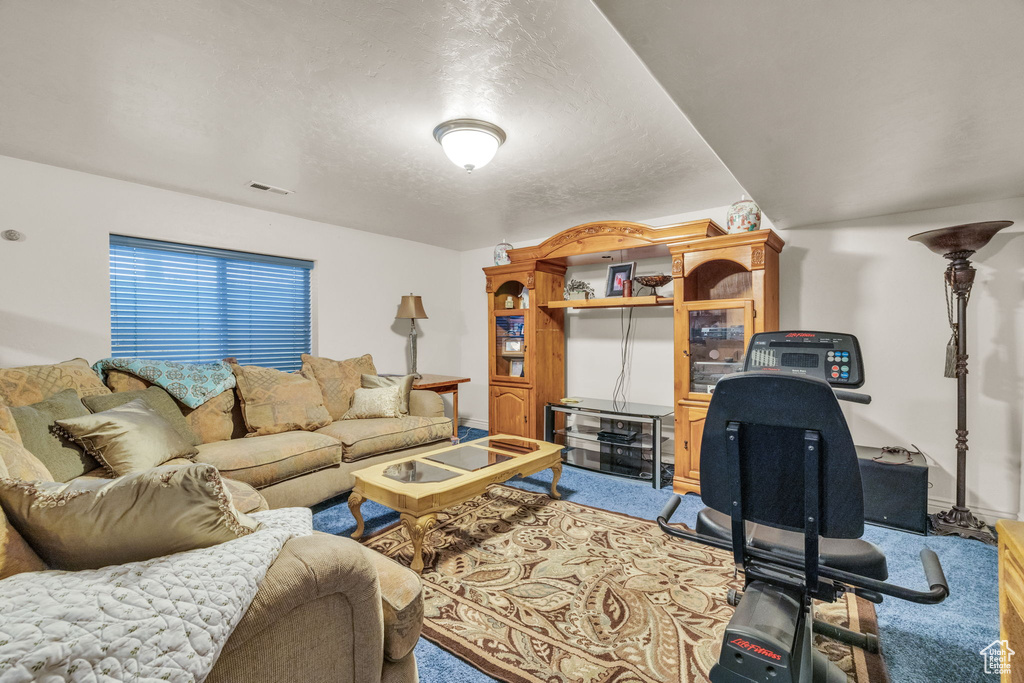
[
  {"left": 909, "top": 220, "right": 1012, "bottom": 544},
  {"left": 396, "top": 294, "right": 428, "bottom": 379}
]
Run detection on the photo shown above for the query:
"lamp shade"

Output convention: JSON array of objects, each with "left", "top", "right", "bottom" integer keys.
[
  {"left": 396, "top": 294, "right": 428, "bottom": 319},
  {"left": 432, "top": 119, "right": 506, "bottom": 173}
]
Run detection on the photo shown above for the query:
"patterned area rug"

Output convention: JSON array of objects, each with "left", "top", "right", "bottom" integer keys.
[{"left": 364, "top": 485, "right": 889, "bottom": 683}]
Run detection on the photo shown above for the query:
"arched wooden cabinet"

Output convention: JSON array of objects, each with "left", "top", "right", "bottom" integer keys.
[{"left": 482, "top": 220, "right": 783, "bottom": 492}]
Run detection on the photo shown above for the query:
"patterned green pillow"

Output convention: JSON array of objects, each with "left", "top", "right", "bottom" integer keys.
[{"left": 8, "top": 389, "right": 96, "bottom": 482}]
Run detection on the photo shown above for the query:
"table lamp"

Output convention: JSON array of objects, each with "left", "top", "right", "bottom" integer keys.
[
  {"left": 909, "top": 220, "right": 1012, "bottom": 544},
  {"left": 396, "top": 294, "right": 428, "bottom": 379}
]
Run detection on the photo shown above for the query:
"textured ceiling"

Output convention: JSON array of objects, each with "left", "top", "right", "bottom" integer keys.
[
  {"left": 594, "top": 0, "right": 1024, "bottom": 229},
  {"left": 0, "top": 0, "right": 743, "bottom": 250}
]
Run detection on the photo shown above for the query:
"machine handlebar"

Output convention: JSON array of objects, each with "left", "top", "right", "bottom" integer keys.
[
  {"left": 920, "top": 549, "right": 950, "bottom": 595},
  {"left": 833, "top": 389, "right": 872, "bottom": 404},
  {"left": 659, "top": 496, "right": 682, "bottom": 524}
]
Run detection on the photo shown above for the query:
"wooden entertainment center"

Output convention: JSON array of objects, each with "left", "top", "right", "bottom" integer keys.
[{"left": 483, "top": 219, "right": 783, "bottom": 495}]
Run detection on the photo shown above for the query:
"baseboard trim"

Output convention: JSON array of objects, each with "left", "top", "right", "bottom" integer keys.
[
  {"left": 459, "top": 417, "right": 489, "bottom": 431},
  {"left": 927, "top": 498, "right": 1015, "bottom": 524}
]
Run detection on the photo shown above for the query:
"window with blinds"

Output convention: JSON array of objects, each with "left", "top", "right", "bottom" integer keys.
[{"left": 109, "top": 235, "right": 313, "bottom": 372}]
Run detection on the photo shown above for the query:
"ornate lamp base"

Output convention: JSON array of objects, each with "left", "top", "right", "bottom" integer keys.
[{"left": 929, "top": 505, "right": 996, "bottom": 545}]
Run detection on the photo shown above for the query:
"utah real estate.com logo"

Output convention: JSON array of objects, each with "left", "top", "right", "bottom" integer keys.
[{"left": 981, "top": 640, "right": 1014, "bottom": 675}]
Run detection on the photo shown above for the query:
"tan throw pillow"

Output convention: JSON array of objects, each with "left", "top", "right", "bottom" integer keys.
[
  {"left": 0, "top": 432, "right": 53, "bottom": 482},
  {"left": 0, "top": 451, "right": 49, "bottom": 578},
  {"left": 343, "top": 385, "right": 403, "bottom": 420},
  {"left": 0, "top": 358, "right": 110, "bottom": 407},
  {"left": 230, "top": 363, "right": 332, "bottom": 437},
  {"left": 55, "top": 399, "right": 199, "bottom": 477},
  {"left": 0, "top": 406, "right": 22, "bottom": 444},
  {"left": 0, "top": 463, "right": 262, "bottom": 570},
  {"left": 361, "top": 374, "right": 415, "bottom": 415},
  {"left": 301, "top": 353, "right": 377, "bottom": 421}
]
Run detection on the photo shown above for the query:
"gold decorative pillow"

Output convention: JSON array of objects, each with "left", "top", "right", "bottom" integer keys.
[
  {"left": 301, "top": 353, "right": 377, "bottom": 421},
  {"left": 0, "top": 432, "right": 53, "bottom": 483},
  {"left": 0, "top": 358, "right": 110, "bottom": 407},
  {"left": 0, "top": 463, "right": 262, "bottom": 570},
  {"left": 230, "top": 363, "right": 332, "bottom": 437},
  {"left": 0, "top": 406, "right": 22, "bottom": 444},
  {"left": 361, "top": 374, "right": 415, "bottom": 415},
  {"left": 0, "top": 452, "right": 49, "bottom": 579},
  {"left": 55, "top": 399, "right": 199, "bottom": 477},
  {"left": 342, "top": 385, "right": 403, "bottom": 420}
]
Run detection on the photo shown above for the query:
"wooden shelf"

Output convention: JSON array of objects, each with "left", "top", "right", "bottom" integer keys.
[{"left": 544, "top": 296, "right": 673, "bottom": 309}]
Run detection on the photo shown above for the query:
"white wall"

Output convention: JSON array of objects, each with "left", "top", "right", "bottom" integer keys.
[
  {"left": 0, "top": 155, "right": 463, "bottom": 380},
  {"left": 780, "top": 198, "right": 1024, "bottom": 521},
  {"left": 458, "top": 200, "right": 1024, "bottom": 521}
]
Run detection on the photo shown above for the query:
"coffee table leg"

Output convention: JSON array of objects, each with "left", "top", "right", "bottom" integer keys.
[
  {"left": 401, "top": 512, "right": 437, "bottom": 574},
  {"left": 348, "top": 492, "right": 365, "bottom": 540},
  {"left": 550, "top": 461, "right": 562, "bottom": 499}
]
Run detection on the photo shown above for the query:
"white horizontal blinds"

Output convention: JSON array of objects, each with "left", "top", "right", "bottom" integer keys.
[{"left": 110, "top": 236, "right": 312, "bottom": 371}]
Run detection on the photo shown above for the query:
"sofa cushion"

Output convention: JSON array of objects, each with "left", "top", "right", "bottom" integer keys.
[
  {"left": 316, "top": 416, "right": 451, "bottom": 462},
  {"left": 0, "top": 446, "right": 49, "bottom": 579},
  {"left": 362, "top": 543, "right": 424, "bottom": 662},
  {"left": 55, "top": 399, "right": 199, "bottom": 477},
  {"left": 82, "top": 386, "right": 199, "bottom": 447},
  {"left": 8, "top": 389, "right": 97, "bottom": 482},
  {"left": 0, "top": 463, "right": 262, "bottom": 570},
  {"left": 106, "top": 371, "right": 246, "bottom": 445},
  {"left": 230, "top": 363, "right": 332, "bottom": 437},
  {"left": 195, "top": 431, "right": 343, "bottom": 490},
  {"left": 0, "top": 358, "right": 111, "bottom": 407},
  {"left": 301, "top": 353, "right": 377, "bottom": 421},
  {"left": 343, "top": 386, "right": 403, "bottom": 420}
]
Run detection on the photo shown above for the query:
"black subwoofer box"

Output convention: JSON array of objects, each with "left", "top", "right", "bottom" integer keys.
[{"left": 855, "top": 445, "right": 929, "bottom": 535}]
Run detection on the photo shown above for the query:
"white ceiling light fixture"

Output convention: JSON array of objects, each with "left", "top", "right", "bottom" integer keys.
[{"left": 432, "top": 119, "right": 506, "bottom": 173}]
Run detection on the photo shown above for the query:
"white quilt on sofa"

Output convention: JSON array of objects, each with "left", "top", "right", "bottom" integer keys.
[{"left": 0, "top": 507, "right": 312, "bottom": 682}]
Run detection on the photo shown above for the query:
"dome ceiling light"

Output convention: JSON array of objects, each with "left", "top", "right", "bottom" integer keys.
[{"left": 432, "top": 118, "right": 506, "bottom": 173}]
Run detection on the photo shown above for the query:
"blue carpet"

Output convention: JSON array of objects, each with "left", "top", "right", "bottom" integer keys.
[{"left": 311, "top": 426, "right": 997, "bottom": 682}]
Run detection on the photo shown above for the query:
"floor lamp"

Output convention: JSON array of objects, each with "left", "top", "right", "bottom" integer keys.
[
  {"left": 909, "top": 220, "right": 1012, "bottom": 544},
  {"left": 396, "top": 294, "right": 427, "bottom": 379}
]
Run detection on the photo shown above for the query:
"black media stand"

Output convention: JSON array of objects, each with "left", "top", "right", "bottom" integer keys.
[{"left": 544, "top": 398, "right": 673, "bottom": 488}]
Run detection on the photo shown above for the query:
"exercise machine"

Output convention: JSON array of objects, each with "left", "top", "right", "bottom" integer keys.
[{"left": 659, "top": 331, "right": 949, "bottom": 682}]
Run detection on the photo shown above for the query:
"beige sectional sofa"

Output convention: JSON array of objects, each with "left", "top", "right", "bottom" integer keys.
[
  {"left": 103, "top": 367, "right": 453, "bottom": 508},
  {"left": 0, "top": 357, "right": 440, "bottom": 683}
]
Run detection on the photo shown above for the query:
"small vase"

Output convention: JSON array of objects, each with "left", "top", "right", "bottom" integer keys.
[
  {"left": 494, "top": 239, "right": 512, "bottom": 265},
  {"left": 727, "top": 195, "right": 761, "bottom": 234}
]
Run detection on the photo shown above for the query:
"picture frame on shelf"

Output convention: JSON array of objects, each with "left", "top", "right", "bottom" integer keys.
[
  {"left": 605, "top": 262, "right": 635, "bottom": 297},
  {"left": 509, "top": 359, "right": 524, "bottom": 377},
  {"left": 504, "top": 339, "right": 522, "bottom": 353}
]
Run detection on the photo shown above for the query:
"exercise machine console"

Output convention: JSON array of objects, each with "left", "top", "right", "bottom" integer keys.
[{"left": 659, "top": 331, "right": 948, "bottom": 682}]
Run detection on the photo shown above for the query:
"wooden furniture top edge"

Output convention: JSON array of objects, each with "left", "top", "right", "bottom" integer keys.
[
  {"left": 413, "top": 374, "right": 470, "bottom": 388},
  {"left": 352, "top": 434, "right": 561, "bottom": 501},
  {"left": 669, "top": 228, "right": 785, "bottom": 254},
  {"left": 998, "top": 519, "right": 1024, "bottom": 555},
  {"left": 483, "top": 260, "right": 568, "bottom": 276},
  {"left": 505, "top": 218, "right": 726, "bottom": 263}
]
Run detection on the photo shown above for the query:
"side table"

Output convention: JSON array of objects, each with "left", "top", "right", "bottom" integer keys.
[{"left": 413, "top": 374, "right": 470, "bottom": 438}]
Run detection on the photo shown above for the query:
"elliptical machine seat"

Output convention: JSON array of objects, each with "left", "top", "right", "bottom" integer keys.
[{"left": 695, "top": 508, "right": 888, "bottom": 580}]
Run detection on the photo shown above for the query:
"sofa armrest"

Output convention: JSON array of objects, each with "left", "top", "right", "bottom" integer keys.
[
  {"left": 361, "top": 543, "right": 424, "bottom": 661},
  {"left": 409, "top": 390, "right": 444, "bottom": 418},
  {"left": 210, "top": 532, "right": 386, "bottom": 683}
]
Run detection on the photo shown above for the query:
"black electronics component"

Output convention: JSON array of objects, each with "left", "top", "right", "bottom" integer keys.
[
  {"left": 856, "top": 445, "right": 930, "bottom": 535},
  {"left": 744, "top": 330, "right": 864, "bottom": 388}
]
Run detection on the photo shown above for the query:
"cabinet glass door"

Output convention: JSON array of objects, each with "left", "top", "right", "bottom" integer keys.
[
  {"left": 494, "top": 313, "right": 527, "bottom": 380},
  {"left": 683, "top": 299, "right": 754, "bottom": 398}
]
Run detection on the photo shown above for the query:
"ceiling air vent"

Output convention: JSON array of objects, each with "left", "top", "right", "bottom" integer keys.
[{"left": 247, "top": 181, "right": 293, "bottom": 195}]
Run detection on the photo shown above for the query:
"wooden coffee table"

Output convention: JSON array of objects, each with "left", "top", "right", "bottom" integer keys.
[{"left": 348, "top": 434, "right": 563, "bottom": 573}]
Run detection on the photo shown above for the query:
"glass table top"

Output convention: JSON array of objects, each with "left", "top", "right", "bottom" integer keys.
[
  {"left": 425, "top": 444, "right": 514, "bottom": 472},
  {"left": 382, "top": 460, "right": 460, "bottom": 484}
]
